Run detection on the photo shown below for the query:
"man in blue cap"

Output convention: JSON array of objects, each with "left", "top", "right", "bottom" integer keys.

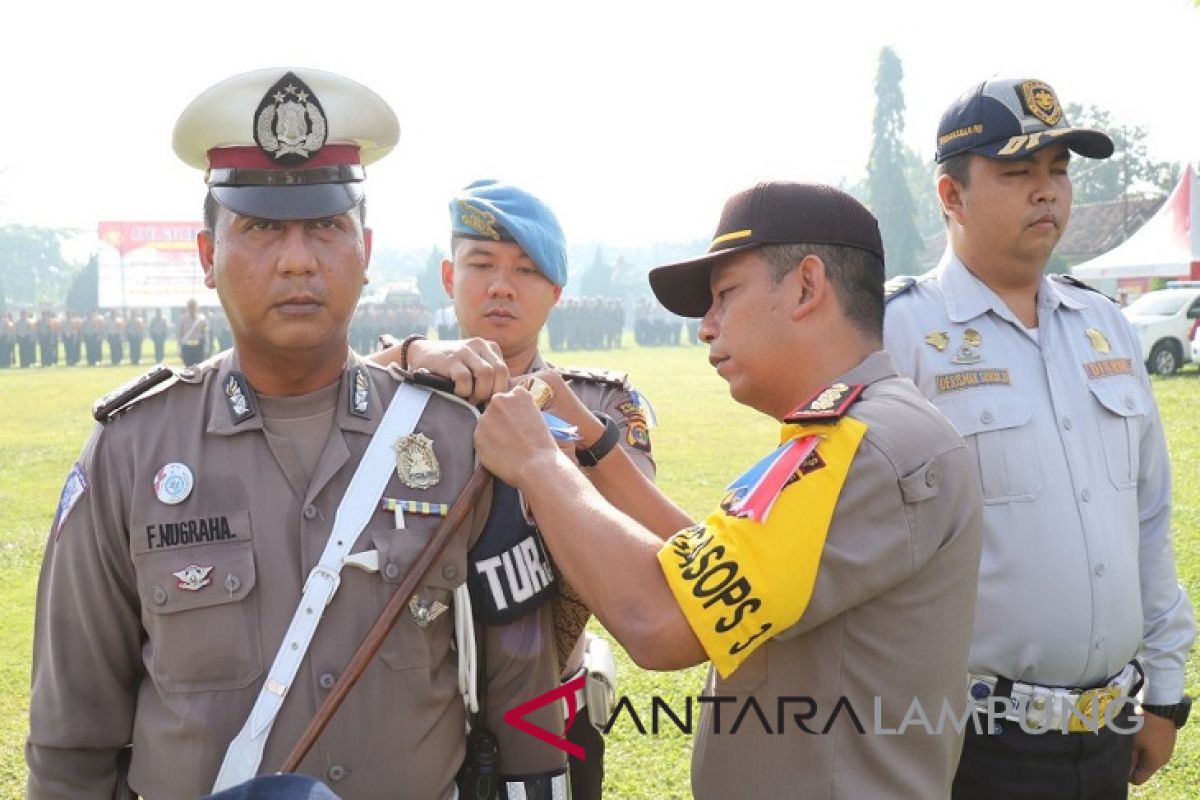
[
  {"left": 885, "top": 77, "right": 1195, "bottom": 799},
  {"left": 381, "top": 179, "right": 657, "bottom": 798}
]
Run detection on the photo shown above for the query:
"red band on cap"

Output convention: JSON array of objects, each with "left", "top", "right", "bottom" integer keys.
[{"left": 207, "top": 144, "right": 362, "bottom": 170}]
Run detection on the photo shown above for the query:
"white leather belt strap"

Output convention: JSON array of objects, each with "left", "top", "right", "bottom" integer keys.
[
  {"left": 213, "top": 382, "right": 432, "bottom": 790},
  {"left": 968, "top": 662, "right": 1141, "bottom": 731}
]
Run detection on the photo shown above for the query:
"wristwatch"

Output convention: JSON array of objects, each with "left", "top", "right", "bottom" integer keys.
[
  {"left": 1142, "top": 696, "right": 1192, "bottom": 729},
  {"left": 576, "top": 412, "right": 620, "bottom": 467}
]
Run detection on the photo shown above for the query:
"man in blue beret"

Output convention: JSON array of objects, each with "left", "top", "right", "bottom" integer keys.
[{"left": 378, "top": 179, "right": 657, "bottom": 799}]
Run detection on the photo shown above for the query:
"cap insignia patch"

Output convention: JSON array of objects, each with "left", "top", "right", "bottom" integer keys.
[
  {"left": 394, "top": 433, "right": 440, "bottom": 489},
  {"left": 457, "top": 200, "right": 501, "bottom": 240},
  {"left": 254, "top": 72, "right": 328, "bottom": 165},
  {"left": 1019, "top": 80, "right": 1062, "bottom": 126}
]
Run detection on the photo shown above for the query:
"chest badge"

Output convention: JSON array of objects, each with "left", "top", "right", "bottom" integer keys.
[
  {"left": 951, "top": 328, "right": 983, "bottom": 365},
  {"left": 1085, "top": 328, "right": 1111, "bottom": 354},
  {"left": 925, "top": 331, "right": 949, "bottom": 352},
  {"left": 394, "top": 433, "right": 441, "bottom": 490},
  {"left": 153, "top": 462, "right": 194, "bottom": 505},
  {"left": 173, "top": 564, "right": 213, "bottom": 592}
]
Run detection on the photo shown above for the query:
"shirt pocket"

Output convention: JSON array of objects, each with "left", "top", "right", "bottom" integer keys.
[
  {"left": 933, "top": 390, "right": 1041, "bottom": 504},
  {"left": 369, "top": 519, "right": 467, "bottom": 672},
  {"left": 134, "top": 512, "right": 261, "bottom": 693},
  {"left": 1087, "top": 378, "right": 1145, "bottom": 491}
]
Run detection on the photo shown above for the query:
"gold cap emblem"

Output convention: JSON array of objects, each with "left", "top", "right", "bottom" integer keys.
[
  {"left": 1020, "top": 80, "right": 1062, "bottom": 126},
  {"left": 457, "top": 200, "right": 501, "bottom": 240}
]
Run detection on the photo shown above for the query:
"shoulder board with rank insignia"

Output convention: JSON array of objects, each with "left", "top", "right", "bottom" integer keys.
[
  {"left": 783, "top": 382, "right": 865, "bottom": 423},
  {"left": 1051, "top": 274, "right": 1118, "bottom": 304},
  {"left": 884, "top": 275, "right": 917, "bottom": 303},
  {"left": 553, "top": 366, "right": 630, "bottom": 390},
  {"left": 92, "top": 364, "right": 178, "bottom": 423}
]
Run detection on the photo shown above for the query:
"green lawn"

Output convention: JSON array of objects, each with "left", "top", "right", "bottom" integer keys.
[{"left": 1, "top": 345, "right": 1196, "bottom": 798}]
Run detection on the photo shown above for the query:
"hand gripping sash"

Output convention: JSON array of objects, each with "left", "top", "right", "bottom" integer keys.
[{"left": 213, "top": 382, "right": 433, "bottom": 790}]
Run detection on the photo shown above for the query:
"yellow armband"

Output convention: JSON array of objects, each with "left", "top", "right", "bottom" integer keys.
[{"left": 657, "top": 417, "right": 867, "bottom": 677}]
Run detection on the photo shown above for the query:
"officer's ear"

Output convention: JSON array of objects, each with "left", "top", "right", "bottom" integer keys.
[
  {"left": 937, "top": 172, "right": 966, "bottom": 225},
  {"left": 440, "top": 258, "right": 455, "bottom": 298},
  {"left": 198, "top": 229, "right": 217, "bottom": 290},
  {"left": 790, "top": 254, "right": 828, "bottom": 322}
]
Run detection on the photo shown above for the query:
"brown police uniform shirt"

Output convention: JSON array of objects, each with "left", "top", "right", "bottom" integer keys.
[
  {"left": 687, "top": 351, "right": 983, "bottom": 800},
  {"left": 485, "top": 352, "right": 655, "bottom": 689},
  {"left": 27, "top": 351, "right": 565, "bottom": 800}
]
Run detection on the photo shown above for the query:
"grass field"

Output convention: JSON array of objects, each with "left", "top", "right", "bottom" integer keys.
[{"left": 1, "top": 342, "right": 1197, "bottom": 798}]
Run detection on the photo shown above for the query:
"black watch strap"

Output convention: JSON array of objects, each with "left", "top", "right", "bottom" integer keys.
[
  {"left": 1142, "top": 696, "right": 1191, "bottom": 729},
  {"left": 576, "top": 412, "right": 619, "bottom": 467}
]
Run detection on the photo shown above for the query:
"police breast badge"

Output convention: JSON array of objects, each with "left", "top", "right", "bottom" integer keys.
[
  {"left": 1085, "top": 328, "right": 1111, "bottom": 354},
  {"left": 394, "top": 433, "right": 440, "bottom": 489},
  {"left": 254, "top": 72, "right": 327, "bottom": 165},
  {"left": 173, "top": 564, "right": 213, "bottom": 592}
]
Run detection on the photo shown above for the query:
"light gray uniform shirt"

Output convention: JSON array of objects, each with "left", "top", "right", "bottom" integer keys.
[{"left": 884, "top": 250, "right": 1194, "bottom": 704}]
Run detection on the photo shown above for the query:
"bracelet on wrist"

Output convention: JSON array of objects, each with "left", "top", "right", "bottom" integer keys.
[
  {"left": 398, "top": 334, "right": 425, "bottom": 371},
  {"left": 576, "top": 412, "right": 620, "bottom": 467}
]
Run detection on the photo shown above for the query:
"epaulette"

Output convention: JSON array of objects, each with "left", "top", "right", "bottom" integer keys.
[
  {"left": 783, "top": 382, "right": 865, "bottom": 424},
  {"left": 1051, "top": 274, "right": 1118, "bottom": 304},
  {"left": 92, "top": 363, "right": 179, "bottom": 422},
  {"left": 553, "top": 366, "right": 630, "bottom": 390},
  {"left": 884, "top": 275, "right": 917, "bottom": 303}
]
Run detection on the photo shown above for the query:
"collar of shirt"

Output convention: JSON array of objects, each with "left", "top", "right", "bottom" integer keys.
[
  {"left": 937, "top": 248, "right": 1087, "bottom": 328},
  {"left": 207, "top": 350, "right": 380, "bottom": 436}
]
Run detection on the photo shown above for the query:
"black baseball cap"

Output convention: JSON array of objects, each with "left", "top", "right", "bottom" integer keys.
[
  {"left": 648, "top": 182, "right": 884, "bottom": 318},
  {"left": 935, "top": 77, "right": 1113, "bottom": 163}
]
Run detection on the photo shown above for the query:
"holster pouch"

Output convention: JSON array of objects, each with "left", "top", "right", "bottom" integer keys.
[{"left": 583, "top": 633, "right": 617, "bottom": 731}]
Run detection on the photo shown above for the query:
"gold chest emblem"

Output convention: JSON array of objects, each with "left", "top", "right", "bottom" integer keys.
[
  {"left": 1085, "top": 328, "right": 1111, "bottom": 354},
  {"left": 393, "top": 433, "right": 441, "bottom": 490}
]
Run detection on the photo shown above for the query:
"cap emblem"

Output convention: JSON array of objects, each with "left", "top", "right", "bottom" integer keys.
[
  {"left": 1020, "top": 80, "right": 1062, "bottom": 126},
  {"left": 254, "top": 72, "right": 328, "bottom": 165},
  {"left": 457, "top": 200, "right": 502, "bottom": 240}
]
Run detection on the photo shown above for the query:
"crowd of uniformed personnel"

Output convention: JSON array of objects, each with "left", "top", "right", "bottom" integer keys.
[
  {"left": 0, "top": 306, "right": 233, "bottom": 368},
  {"left": 1, "top": 294, "right": 699, "bottom": 369}
]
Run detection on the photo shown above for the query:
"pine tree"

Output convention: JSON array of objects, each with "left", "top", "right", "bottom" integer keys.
[{"left": 866, "top": 48, "right": 923, "bottom": 277}]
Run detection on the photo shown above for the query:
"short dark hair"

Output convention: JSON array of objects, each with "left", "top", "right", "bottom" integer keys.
[
  {"left": 202, "top": 191, "right": 367, "bottom": 234},
  {"left": 757, "top": 242, "right": 884, "bottom": 342},
  {"left": 934, "top": 153, "right": 972, "bottom": 225}
]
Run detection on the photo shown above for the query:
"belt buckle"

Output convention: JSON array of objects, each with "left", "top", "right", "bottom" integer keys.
[
  {"left": 303, "top": 565, "right": 342, "bottom": 603},
  {"left": 1070, "top": 685, "right": 1122, "bottom": 732}
]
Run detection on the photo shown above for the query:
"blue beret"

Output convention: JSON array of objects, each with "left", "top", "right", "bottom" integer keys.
[{"left": 449, "top": 180, "right": 569, "bottom": 287}]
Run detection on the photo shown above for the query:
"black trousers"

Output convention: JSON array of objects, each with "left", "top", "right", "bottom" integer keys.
[
  {"left": 953, "top": 704, "right": 1136, "bottom": 800},
  {"left": 566, "top": 711, "right": 605, "bottom": 800}
]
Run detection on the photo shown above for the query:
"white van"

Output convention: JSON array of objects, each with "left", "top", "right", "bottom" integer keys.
[{"left": 1121, "top": 285, "right": 1200, "bottom": 375}]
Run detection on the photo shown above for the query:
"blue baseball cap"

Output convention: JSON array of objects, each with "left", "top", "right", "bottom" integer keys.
[
  {"left": 935, "top": 77, "right": 1113, "bottom": 163},
  {"left": 449, "top": 180, "right": 569, "bottom": 287}
]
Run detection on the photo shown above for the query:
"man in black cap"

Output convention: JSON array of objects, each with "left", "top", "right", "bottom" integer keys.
[
  {"left": 884, "top": 77, "right": 1194, "bottom": 799},
  {"left": 469, "top": 181, "right": 983, "bottom": 798},
  {"left": 28, "top": 67, "right": 565, "bottom": 799}
]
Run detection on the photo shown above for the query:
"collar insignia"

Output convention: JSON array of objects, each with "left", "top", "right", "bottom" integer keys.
[
  {"left": 254, "top": 71, "right": 328, "bottom": 165},
  {"left": 349, "top": 367, "right": 371, "bottom": 417},
  {"left": 394, "top": 433, "right": 440, "bottom": 489},
  {"left": 1019, "top": 80, "right": 1062, "bottom": 126},
  {"left": 784, "top": 382, "right": 865, "bottom": 423},
  {"left": 457, "top": 200, "right": 501, "bottom": 240},
  {"left": 173, "top": 564, "right": 213, "bottom": 592},
  {"left": 224, "top": 372, "right": 256, "bottom": 424},
  {"left": 925, "top": 331, "right": 950, "bottom": 352},
  {"left": 1085, "top": 328, "right": 1111, "bottom": 354}
]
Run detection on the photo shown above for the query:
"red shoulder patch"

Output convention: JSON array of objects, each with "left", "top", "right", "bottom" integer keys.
[{"left": 783, "top": 383, "right": 865, "bottom": 423}]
